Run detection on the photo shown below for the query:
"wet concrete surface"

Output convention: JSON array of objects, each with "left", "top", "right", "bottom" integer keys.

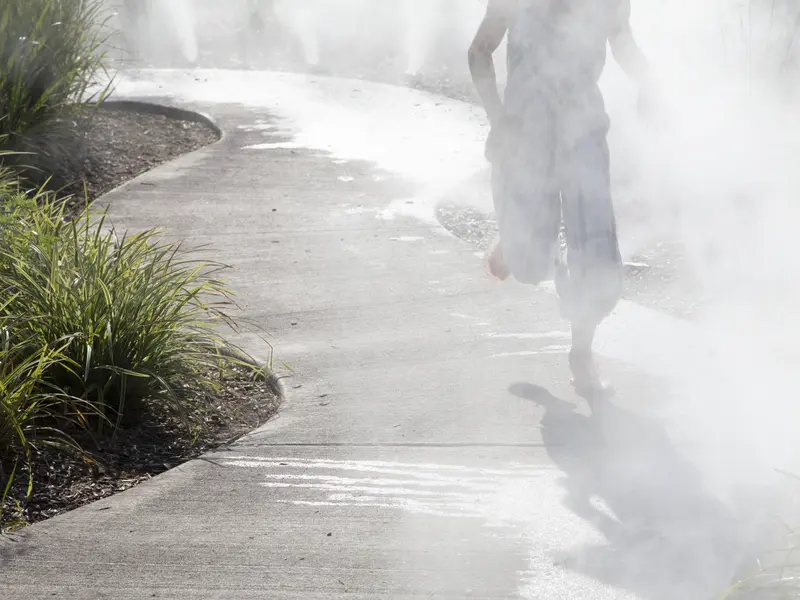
[{"left": 0, "top": 70, "right": 778, "bottom": 599}]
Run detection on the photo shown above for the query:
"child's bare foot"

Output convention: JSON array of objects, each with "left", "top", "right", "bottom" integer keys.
[
  {"left": 485, "top": 238, "right": 510, "bottom": 282},
  {"left": 568, "top": 348, "right": 614, "bottom": 402}
]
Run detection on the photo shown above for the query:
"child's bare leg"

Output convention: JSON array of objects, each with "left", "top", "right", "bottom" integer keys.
[
  {"left": 569, "top": 319, "right": 613, "bottom": 399},
  {"left": 485, "top": 237, "right": 511, "bottom": 281}
]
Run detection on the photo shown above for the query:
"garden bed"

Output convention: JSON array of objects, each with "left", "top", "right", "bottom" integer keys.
[
  {"left": 3, "top": 366, "right": 279, "bottom": 530},
  {"left": 60, "top": 102, "right": 220, "bottom": 206}
]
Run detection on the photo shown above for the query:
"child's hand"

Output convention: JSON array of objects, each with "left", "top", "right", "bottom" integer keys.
[
  {"left": 485, "top": 124, "right": 503, "bottom": 163},
  {"left": 484, "top": 112, "right": 516, "bottom": 163}
]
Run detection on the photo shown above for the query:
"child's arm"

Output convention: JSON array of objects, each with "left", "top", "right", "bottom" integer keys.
[
  {"left": 608, "top": 1, "right": 650, "bottom": 86},
  {"left": 609, "top": 1, "right": 663, "bottom": 121},
  {"left": 467, "top": 0, "right": 512, "bottom": 127}
]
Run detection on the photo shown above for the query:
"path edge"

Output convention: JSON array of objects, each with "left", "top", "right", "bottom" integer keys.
[{"left": 101, "top": 98, "right": 223, "bottom": 140}]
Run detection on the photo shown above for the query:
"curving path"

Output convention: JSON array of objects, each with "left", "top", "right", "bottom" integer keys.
[{"left": 0, "top": 69, "right": 782, "bottom": 599}]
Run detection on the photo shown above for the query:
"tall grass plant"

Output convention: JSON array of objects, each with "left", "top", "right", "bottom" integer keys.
[
  {"left": 0, "top": 0, "right": 113, "bottom": 185},
  {"left": 0, "top": 190, "right": 241, "bottom": 430}
]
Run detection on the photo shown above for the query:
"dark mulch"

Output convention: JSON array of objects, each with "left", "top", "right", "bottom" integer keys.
[
  {"left": 60, "top": 104, "right": 220, "bottom": 206},
  {"left": 2, "top": 367, "right": 280, "bottom": 531}
]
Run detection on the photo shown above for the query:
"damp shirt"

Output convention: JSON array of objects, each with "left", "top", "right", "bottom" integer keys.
[{"left": 503, "top": 0, "right": 631, "bottom": 133}]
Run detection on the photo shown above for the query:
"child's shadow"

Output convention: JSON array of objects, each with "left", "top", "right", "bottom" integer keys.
[{"left": 510, "top": 382, "right": 751, "bottom": 600}]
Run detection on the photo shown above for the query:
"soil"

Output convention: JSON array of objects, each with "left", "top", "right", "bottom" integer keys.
[
  {"left": 61, "top": 105, "right": 220, "bottom": 207},
  {"left": 2, "top": 367, "right": 280, "bottom": 531}
]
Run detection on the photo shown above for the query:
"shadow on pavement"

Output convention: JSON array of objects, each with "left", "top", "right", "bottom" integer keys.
[
  {"left": 0, "top": 529, "right": 33, "bottom": 566},
  {"left": 510, "top": 381, "right": 749, "bottom": 600}
]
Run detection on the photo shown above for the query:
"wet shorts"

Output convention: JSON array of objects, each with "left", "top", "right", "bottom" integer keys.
[{"left": 490, "top": 106, "right": 623, "bottom": 324}]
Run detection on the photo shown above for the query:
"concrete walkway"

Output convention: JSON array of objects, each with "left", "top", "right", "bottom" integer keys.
[{"left": 0, "top": 69, "right": 774, "bottom": 599}]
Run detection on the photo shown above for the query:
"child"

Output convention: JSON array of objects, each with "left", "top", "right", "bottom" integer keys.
[{"left": 468, "top": 0, "right": 652, "bottom": 398}]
